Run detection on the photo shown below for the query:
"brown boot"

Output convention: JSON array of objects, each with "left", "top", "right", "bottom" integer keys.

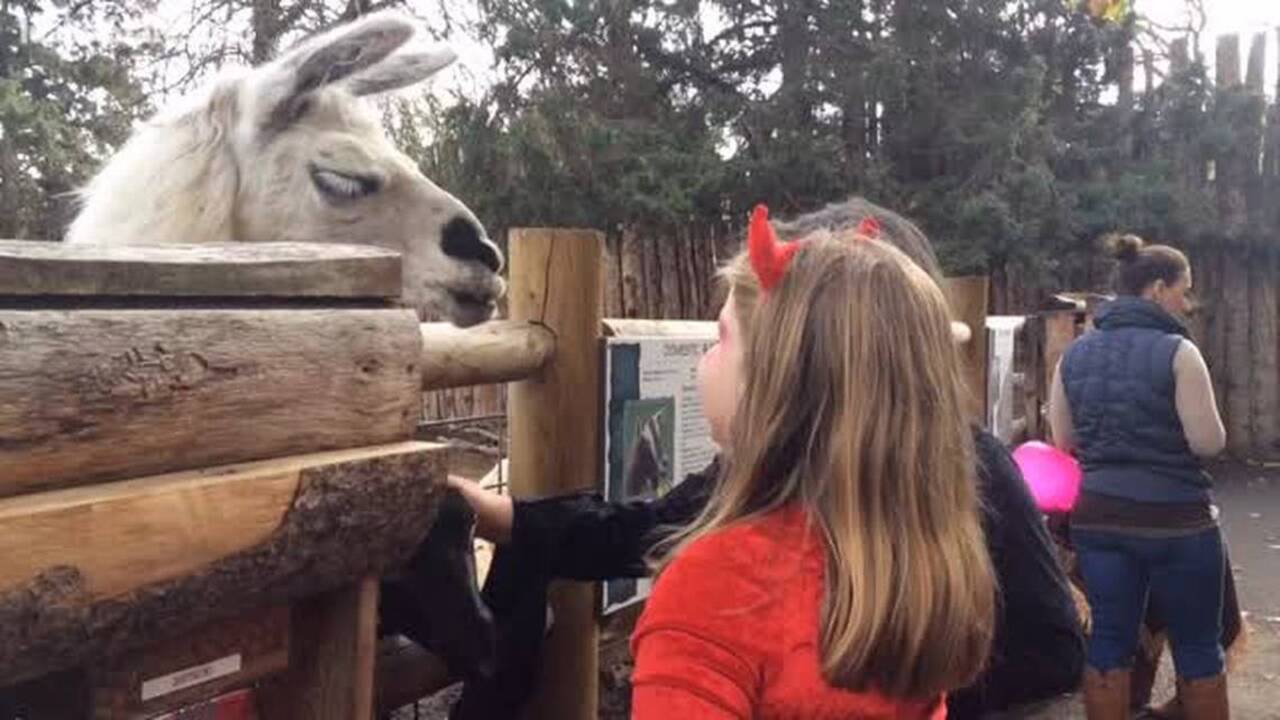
[
  {"left": 1177, "top": 674, "right": 1229, "bottom": 720},
  {"left": 1084, "top": 668, "right": 1132, "bottom": 720}
]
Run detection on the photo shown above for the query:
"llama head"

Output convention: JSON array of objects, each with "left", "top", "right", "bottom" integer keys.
[
  {"left": 231, "top": 12, "right": 504, "bottom": 326},
  {"left": 69, "top": 12, "right": 503, "bottom": 326}
]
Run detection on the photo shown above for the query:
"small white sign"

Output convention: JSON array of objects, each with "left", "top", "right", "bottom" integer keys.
[{"left": 140, "top": 653, "right": 242, "bottom": 702}]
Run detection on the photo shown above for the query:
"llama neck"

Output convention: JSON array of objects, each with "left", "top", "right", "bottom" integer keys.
[{"left": 67, "top": 92, "right": 241, "bottom": 245}]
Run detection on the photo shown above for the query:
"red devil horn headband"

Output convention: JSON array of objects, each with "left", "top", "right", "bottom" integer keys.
[{"left": 748, "top": 205, "right": 801, "bottom": 292}]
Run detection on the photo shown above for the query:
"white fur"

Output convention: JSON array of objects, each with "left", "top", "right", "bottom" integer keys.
[{"left": 67, "top": 12, "right": 504, "bottom": 326}]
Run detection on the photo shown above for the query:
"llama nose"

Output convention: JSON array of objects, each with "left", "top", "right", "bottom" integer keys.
[{"left": 442, "top": 216, "right": 502, "bottom": 273}]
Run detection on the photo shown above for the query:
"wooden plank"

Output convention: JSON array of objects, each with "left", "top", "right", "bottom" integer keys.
[
  {"left": 1041, "top": 311, "right": 1078, "bottom": 393},
  {"left": 507, "top": 228, "right": 603, "bottom": 720},
  {"left": 258, "top": 578, "right": 379, "bottom": 720},
  {"left": 0, "top": 307, "right": 421, "bottom": 497},
  {"left": 0, "top": 241, "right": 401, "bottom": 299},
  {"left": 419, "top": 321, "right": 555, "bottom": 391},
  {"left": 90, "top": 605, "right": 289, "bottom": 718},
  {"left": 0, "top": 442, "right": 445, "bottom": 684},
  {"left": 944, "top": 276, "right": 990, "bottom": 423},
  {"left": 602, "top": 318, "right": 716, "bottom": 337}
]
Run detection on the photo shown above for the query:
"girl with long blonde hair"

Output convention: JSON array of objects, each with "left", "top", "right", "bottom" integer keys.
[{"left": 630, "top": 208, "right": 996, "bottom": 717}]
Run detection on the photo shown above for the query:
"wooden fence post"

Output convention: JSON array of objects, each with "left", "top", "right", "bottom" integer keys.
[
  {"left": 945, "top": 276, "right": 990, "bottom": 424},
  {"left": 506, "top": 228, "right": 604, "bottom": 720}
]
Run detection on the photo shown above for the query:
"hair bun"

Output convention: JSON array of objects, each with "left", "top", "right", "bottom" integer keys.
[{"left": 1106, "top": 234, "right": 1145, "bottom": 263}]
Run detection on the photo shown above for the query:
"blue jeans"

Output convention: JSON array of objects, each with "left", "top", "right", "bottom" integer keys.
[{"left": 1073, "top": 526, "right": 1225, "bottom": 679}]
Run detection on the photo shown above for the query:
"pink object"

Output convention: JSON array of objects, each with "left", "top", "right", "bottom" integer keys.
[{"left": 1012, "top": 441, "right": 1082, "bottom": 513}]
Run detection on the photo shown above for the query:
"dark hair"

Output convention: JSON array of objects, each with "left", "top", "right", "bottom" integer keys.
[
  {"left": 774, "top": 197, "right": 944, "bottom": 284},
  {"left": 1105, "top": 234, "right": 1190, "bottom": 296}
]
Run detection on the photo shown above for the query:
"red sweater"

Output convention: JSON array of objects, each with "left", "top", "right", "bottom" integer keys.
[{"left": 631, "top": 506, "right": 946, "bottom": 719}]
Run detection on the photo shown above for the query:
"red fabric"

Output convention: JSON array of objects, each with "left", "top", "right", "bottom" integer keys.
[{"left": 631, "top": 506, "right": 946, "bottom": 720}]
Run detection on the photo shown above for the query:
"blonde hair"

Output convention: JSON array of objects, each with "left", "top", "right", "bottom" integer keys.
[{"left": 658, "top": 230, "right": 995, "bottom": 700}]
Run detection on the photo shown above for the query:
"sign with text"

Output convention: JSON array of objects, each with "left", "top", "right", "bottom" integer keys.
[{"left": 601, "top": 332, "right": 718, "bottom": 615}]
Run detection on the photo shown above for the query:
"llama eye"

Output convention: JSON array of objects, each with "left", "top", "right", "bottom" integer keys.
[{"left": 310, "top": 167, "right": 381, "bottom": 201}]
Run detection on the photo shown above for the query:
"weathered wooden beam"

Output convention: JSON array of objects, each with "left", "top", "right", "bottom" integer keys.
[
  {"left": 507, "top": 228, "right": 603, "bottom": 720},
  {"left": 0, "top": 241, "right": 401, "bottom": 299},
  {"left": 419, "top": 320, "right": 555, "bottom": 391},
  {"left": 0, "top": 442, "right": 445, "bottom": 684},
  {"left": 0, "top": 308, "right": 421, "bottom": 497}
]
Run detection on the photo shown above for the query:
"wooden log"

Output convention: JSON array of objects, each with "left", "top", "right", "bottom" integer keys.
[
  {"left": 0, "top": 442, "right": 445, "bottom": 684},
  {"left": 642, "top": 232, "right": 664, "bottom": 318},
  {"left": 619, "top": 227, "right": 645, "bottom": 319},
  {"left": 1217, "top": 35, "right": 1241, "bottom": 88},
  {"left": 681, "top": 228, "right": 702, "bottom": 318},
  {"left": 602, "top": 233, "right": 625, "bottom": 318},
  {"left": 418, "top": 320, "right": 556, "bottom": 391},
  {"left": 656, "top": 234, "right": 683, "bottom": 320},
  {"left": 1249, "top": 251, "right": 1279, "bottom": 458},
  {"left": 1216, "top": 35, "right": 1258, "bottom": 454},
  {"left": 1246, "top": 33, "right": 1267, "bottom": 93},
  {"left": 0, "top": 308, "right": 421, "bottom": 497},
  {"left": 507, "top": 228, "right": 603, "bottom": 720},
  {"left": 1204, "top": 250, "right": 1229, "bottom": 410},
  {"left": 258, "top": 578, "right": 380, "bottom": 720},
  {"left": 90, "top": 605, "right": 289, "bottom": 719},
  {"left": 1221, "top": 259, "right": 1252, "bottom": 455},
  {"left": 0, "top": 241, "right": 401, "bottom": 299}
]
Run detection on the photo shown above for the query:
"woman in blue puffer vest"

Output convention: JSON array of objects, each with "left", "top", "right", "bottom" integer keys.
[{"left": 1051, "top": 234, "right": 1228, "bottom": 719}]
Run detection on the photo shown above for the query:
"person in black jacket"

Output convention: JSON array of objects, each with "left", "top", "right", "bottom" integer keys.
[{"left": 384, "top": 197, "right": 1085, "bottom": 719}]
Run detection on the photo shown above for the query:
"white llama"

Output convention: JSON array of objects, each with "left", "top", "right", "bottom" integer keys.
[{"left": 67, "top": 12, "right": 504, "bottom": 327}]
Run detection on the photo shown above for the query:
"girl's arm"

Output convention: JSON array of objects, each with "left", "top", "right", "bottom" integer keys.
[
  {"left": 1173, "top": 339, "right": 1226, "bottom": 457},
  {"left": 449, "top": 459, "right": 719, "bottom": 580}
]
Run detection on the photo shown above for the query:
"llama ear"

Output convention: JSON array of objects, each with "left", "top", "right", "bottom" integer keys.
[
  {"left": 343, "top": 45, "right": 458, "bottom": 96},
  {"left": 247, "top": 12, "right": 415, "bottom": 129}
]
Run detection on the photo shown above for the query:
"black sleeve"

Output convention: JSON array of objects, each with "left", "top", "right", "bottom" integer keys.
[
  {"left": 507, "top": 458, "right": 718, "bottom": 581},
  {"left": 953, "top": 430, "right": 1085, "bottom": 714}
]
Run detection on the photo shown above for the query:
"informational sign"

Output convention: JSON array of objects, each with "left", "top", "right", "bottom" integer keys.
[{"left": 600, "top": 332, "right": 718, "bottom": 615}]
